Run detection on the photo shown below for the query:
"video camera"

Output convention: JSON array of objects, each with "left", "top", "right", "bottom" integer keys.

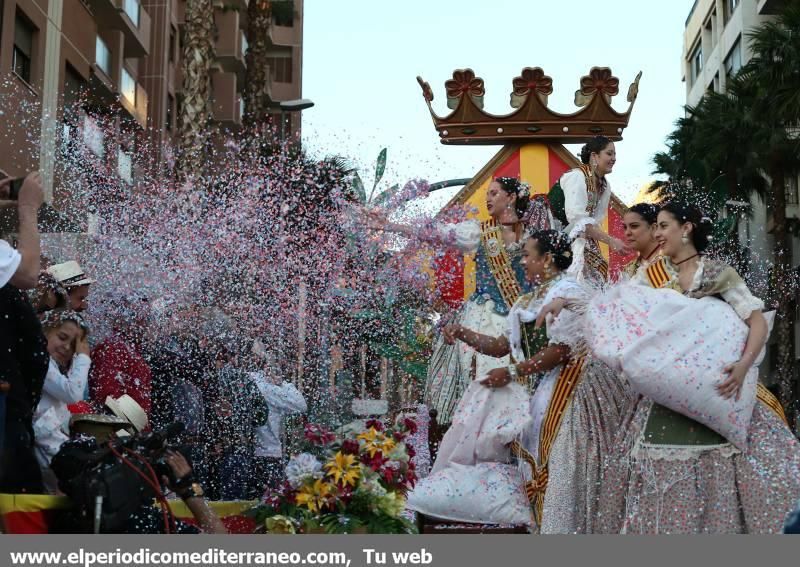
[{"left": 50, "top": 422, "right": 188, "bottom": 533}]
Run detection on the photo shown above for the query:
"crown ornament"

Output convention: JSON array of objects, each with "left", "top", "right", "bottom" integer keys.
[{"left": 417, "top": 67, "right": 641, "bottom": 145}]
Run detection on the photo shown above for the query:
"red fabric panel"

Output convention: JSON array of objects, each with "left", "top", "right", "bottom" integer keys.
[
  {"left": 547, "top": 148, "right": 572, "bottom": 188},
  {"left": 434, "top": 250, "right": 464, "bottom": 309},
  {"left": 2, "top": 510, "right": 52, "bottom": 534},
  {"left": 493, "top": 150, "right": 520, "bottom": 180}
]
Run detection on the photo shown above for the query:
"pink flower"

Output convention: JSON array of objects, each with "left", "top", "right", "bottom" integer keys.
[
  {"left": 401, "top": 417, "right": 418, "bottom": 435},
  {"left": 304, "top": 423, "right": 336, "bottom": 446},
  {"left": 340, "top": 439, "right": 360, "bottom": 455}
]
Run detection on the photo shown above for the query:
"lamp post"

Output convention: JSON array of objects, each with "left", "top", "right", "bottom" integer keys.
[{"left": 278, "top": 98, "right": 314, "bottom": 140}]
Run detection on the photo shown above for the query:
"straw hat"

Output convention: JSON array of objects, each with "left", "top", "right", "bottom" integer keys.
[
  {"left": 46, "top": 260, "right": 95, "bottom": 288},
  {"left": 105, "top": 394, "right": 148, "bottom": 432},
  {"left": 69, "top": 413, "right": 135, "bottom": 443}
]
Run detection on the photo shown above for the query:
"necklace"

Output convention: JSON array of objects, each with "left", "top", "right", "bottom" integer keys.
[
  {"left": 674, "top": 253, "right": 699, "bottom": 266},
  {"left": 642, "top": 244, "right": 659, "bottom": 262}
]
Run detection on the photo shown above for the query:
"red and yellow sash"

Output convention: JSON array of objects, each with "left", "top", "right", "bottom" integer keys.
[
  {"left": 480, "top": 218, "right": 522, "bottom": 310},
  {"left": 511, "top": 356, "right": 586, "bottom": 526},
  {"left": 643, "top": 258, "right": 787, "bottom": 424}
]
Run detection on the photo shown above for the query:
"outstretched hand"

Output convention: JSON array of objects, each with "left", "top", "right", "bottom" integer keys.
[
  {"left": 442, "top": 324, "right": 461, "bottom": 345},
  {"left": 717, "top": 360, "right": 749, "bottom": 401},
  {"left": 481, "top": 367, "right": 511, "bottom": 389},
  {"left": 535, "top": 298, "right": 567, "bottom": 329}
]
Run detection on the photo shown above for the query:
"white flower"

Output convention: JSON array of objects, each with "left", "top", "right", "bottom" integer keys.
[{"left": 285, "top": 453, "right": 323, "bottom": 488}]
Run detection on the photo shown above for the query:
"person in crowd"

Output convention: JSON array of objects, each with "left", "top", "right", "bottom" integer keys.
[
  {"left": 89, "top": 297, "right": 152, "bottom": 416},
  {"left": 620, "top": 203, "right": 661, "bottom": 277},
  {"left": 146, "top": 326, "right": 210, "bottom": 490},
  {"left": 28, "top": 271, "right": 68, "bottom": 315},
  {"left": 549, "top": 136, "right": 631, "bottom": 282},
  {"left": 594, "top": 202, "right": 800, "bottom": 533},
  {"left": 200, "top": 313, "right": 268, "bottom": 501},
  {"left": 408, "top": 230, "right": 629, "bottom": 533},
  {"left": 46, "top": 261, "right": 94, "bottom": 313},
  {"left": 248, "top": 342, "right": 307, "bottom": 496},
  {"left": 32, "top": 309, "right": 90, "bottom": 492},
  {"left": 367, "top": 179, "right": 553, "bottom": 432},
  {"left": 0, "top": 172, "right": 49, "bottom": 493}
]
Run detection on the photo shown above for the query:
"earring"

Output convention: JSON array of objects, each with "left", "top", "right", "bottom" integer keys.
[{"left": 681, "top": 233, "right": 689, "bottom": 245}]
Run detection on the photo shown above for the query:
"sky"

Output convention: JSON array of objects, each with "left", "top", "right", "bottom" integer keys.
[{"left": 301, "top": 0, "right": 692, "bottom": 209}]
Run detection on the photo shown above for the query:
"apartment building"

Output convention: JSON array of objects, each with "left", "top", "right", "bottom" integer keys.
[
  {"left": 682, "top": 0, "right": 800, "bottom": 362},
  {"left": 0, "top": 0, "right": 304, "bottom": 214}
]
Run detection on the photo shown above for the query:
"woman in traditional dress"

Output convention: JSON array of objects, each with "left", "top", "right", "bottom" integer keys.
[
  {"left": 407, "top": 230, "right": 629, "bottom": 533},
  {"left": 594, "top": 202, "right": 800, "bottom": 534},
  {"left": 367, "top": 178, "right": 552, "bottom": 427},
  {"left": 550, "top": 136, "right": 630, "bottom": 282},
  {"left": 620, "top": 203, "right": 660, "bottom": 277}
]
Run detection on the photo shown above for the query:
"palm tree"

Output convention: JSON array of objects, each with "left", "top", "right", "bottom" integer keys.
[
  {"left": 742, "top": 4, "right": 800, "bottom": 420},
  {"left": 243, "top": 1, "right": 273, "bottom": 128},
  {"left": 176, "top": 0, "right": 216, "bottom": 184}
]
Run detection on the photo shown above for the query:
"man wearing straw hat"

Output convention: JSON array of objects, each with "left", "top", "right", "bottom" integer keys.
[{"left": 46, "top": 261, "right": 94, "bottom": 313}]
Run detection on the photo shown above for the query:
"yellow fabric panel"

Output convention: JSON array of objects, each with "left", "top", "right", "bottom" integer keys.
[
  {"left": 600, "top": 215, "right": 610, "bottom": 260},
  {"left": 519, "top": 144, "right": 550, "bottom": 196},
  {"left": 166, "top": 499, "right": 258, "bottom": 519},
  {"left": 0, "top": 494, "right": 71, "bottom": 513},
  {"left": 462, "top": 176, "right": 492, "bottom": 300}
]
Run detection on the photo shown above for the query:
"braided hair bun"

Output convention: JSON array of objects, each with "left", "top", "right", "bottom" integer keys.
[
  {"left": 528, "top": 229, "right": 573, "bottom": 271},
  {"left": 494, "top": 177, "right": 531, "bottom": 218},
  {"left": 659, "top": 201, "right": 714, "bottom": 252}
]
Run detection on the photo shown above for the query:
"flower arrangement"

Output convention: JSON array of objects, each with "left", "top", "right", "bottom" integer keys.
[{"left": 249, "top": 418, "right": 418, "bottom": 534}]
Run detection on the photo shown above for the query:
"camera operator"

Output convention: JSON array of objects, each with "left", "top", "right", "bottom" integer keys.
[
  {"left": 1, "top": 171, "right": 49, "bottom": 493},
  {"left": 160, "top": 449, "right": 227, "bottom": 534},
  {"left": 51, "top": 433, "right": 227, "bottom": 534}
]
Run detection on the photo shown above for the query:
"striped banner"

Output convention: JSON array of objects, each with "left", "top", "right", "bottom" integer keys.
[{"left": 480, "top": 219, "right": 522, "bottom": 310}]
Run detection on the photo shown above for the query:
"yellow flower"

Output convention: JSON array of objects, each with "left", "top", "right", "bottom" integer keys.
[
  {"left": 295, "top": 479, "right": 335, "bottom": 513},
  {"left": 325, "top": 451, "right": 361, "bottom": 486},
  {"left": 357, "top": 428, "right": 397, "bottom": 458},
  {"left": 265, "top": 515, "right": 296, "bottom": 534},
  {"left": 357, "top": 427, "right": 380, "bottom": 444}
]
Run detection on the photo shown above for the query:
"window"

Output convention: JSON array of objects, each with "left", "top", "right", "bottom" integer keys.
[
  {"left": 787, "top": 176, "right": 799, "bottom": 206},
  {"left": 272, "top": 1, "right": 294, "bottom": 27},
  {"left": 123, "top": 0, "right": 140, "bottom": 28},
  {"left": 266, "top": 55, "right": 293, "bottom": 83},
  {"left": 63, "top": 64, "right": 85, "bottom": 118},
  {"left": 166, "top": 93, "right": 174, "bottom": 131},
  {"left": 83, "top": 114, "right": 104, "bottom": 157},
  {"left": 704, "top": 11, "right": 716, "bottom": 50},
  {"left": 689, "top": 42, "right": 703, "bottom": 85},
  {"left": 13, "top": 12, "right": 35, "bottom": 84},
  {"left": 169, "top": 27, "right": 176, "bottom": 63},
  {"left": 725, "top": 37, "right": 743, "bottom": 80},
  {"left": 95, "top": 36, "right": 111, "bottom": 75},
  {"left": 725, "top": 0, "right": 740, "bottom": 23},
  {"left": 121, "top": 68, "right": 136, "bottom": 105},
  {"left": 118, "top": 148, "right": 133, "bottom": 185}
]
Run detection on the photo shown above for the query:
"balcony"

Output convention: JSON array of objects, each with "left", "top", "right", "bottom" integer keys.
[
  {"left": 215, "top": 10, "right": 245, "bottom": 75},
  {"left": 119, "top": 76, "right": 149, "bottom": 129},
  {"left": 269, "top": 79, "right": 300, "bottom": 103},
  {"left": 87, "top": 0, "right": 152, "bottom": 57},
  {"left": 211, "top": 71, "right": 241, "bottom": 126},
  {"left": 267, "top": 22, "right": 300, "bottom": 47},
  {"left": 758, "top": 0, "right": 787, "bottom": 15}
]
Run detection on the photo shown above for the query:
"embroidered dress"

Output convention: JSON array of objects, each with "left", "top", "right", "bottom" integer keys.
[
  {"left": 594, "top": 257, "right": 800, "bottom": 534},
  {"left": 409, "top": 277, "right": 630, "bottom": 533},
  {"left": 559, "top": 166, "right": 612, "bottom": 283},
  {"left": 424, "top": 219, "right": 532, "bottom": 425}
]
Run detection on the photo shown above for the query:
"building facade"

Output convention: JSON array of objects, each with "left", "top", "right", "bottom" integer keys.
[
  {"left": 682, "top": 0, "right": 800, "bottom": 369},
  {"left": 0, "top": 0, "right": 304, "bottom": 209}
]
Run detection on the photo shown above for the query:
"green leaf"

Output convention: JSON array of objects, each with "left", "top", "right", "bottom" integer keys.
[
  {"left": 372, "top": 184, "right": 400, "bottom": 207},
  {"left": 352, "top": 173, "right": 367, "bottom": 204},
  {"left": 368, "top": 148, "right": 388, "bottom": 203}
]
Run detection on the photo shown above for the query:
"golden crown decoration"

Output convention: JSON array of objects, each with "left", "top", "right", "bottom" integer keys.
[{"left": 416, "top": 67, "right": 642, "bottom": 145}]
